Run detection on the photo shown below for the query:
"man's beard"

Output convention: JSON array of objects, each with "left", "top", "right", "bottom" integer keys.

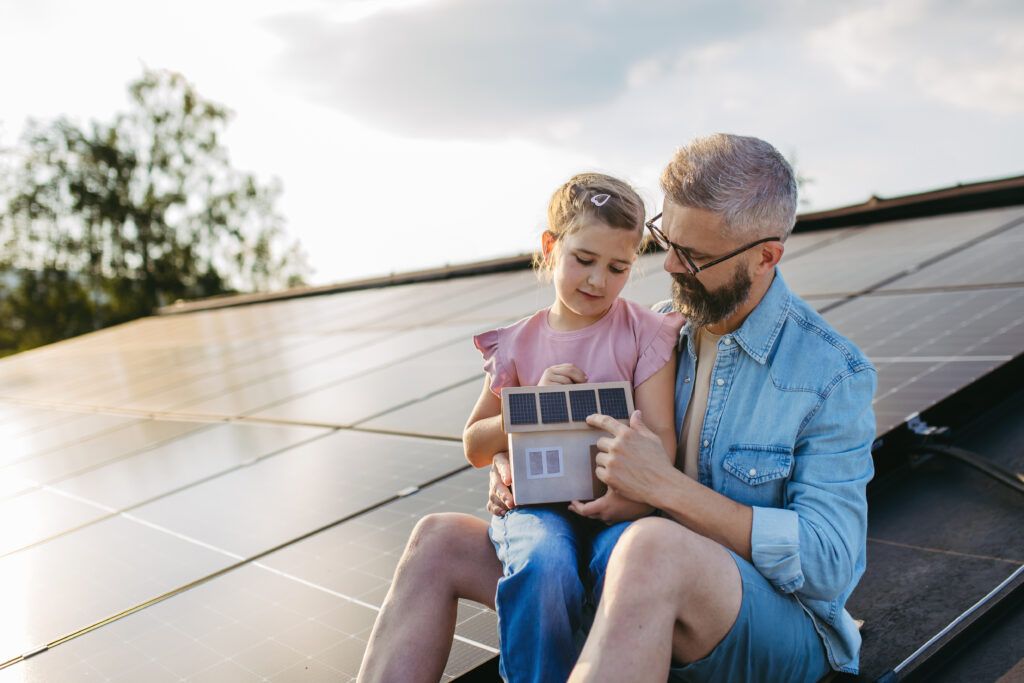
[{"left": 671, "top": 266, "right": 753, "bottom": 329}]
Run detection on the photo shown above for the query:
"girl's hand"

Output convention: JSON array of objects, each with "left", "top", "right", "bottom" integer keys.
[
  {"left": 487, "top": 451, "right": 516, "bottom": 516},
  {"left": 539, "top": 363, "right": 587, "bottom": 386},
  {"left": 569, "top": 488, "right": 654, "bottom": 524}
]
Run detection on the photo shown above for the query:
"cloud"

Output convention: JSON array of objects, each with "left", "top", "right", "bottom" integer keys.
[
  {"left": 267, "top": 0, "right": 774, "bottom": 138},
  {"left": 808, "top": 0, "right": 1024, "bottom": 114}
]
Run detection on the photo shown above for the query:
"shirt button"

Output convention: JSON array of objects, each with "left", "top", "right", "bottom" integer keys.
[
  {"left": 749, "top": 468, "right": 757, "bottom": 477},
  {"left": 716, "top": 378, "right": 725, "bottom": 386},
  {"left": 723, "top": 338, "right": 732, "bottom": 346},
  {"left": 684, "top": 376, "right": 691, "bottom": 383},
  {"left": 703, "top": 440, "right": 710, "bottom": 447}
]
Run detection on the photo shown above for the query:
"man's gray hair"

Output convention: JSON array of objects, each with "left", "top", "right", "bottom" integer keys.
[{"left": 661, "top": 134, "right": 798, "bottom": 241}]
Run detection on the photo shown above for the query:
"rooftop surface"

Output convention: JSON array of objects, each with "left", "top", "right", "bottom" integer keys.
[{"left": 0, "top": 192, "right": 1022, "bottom": 681}]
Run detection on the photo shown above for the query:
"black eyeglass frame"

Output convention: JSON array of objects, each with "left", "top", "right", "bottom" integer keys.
[{"left": 644, "top": 212, "right": 782, "bottom": 275}]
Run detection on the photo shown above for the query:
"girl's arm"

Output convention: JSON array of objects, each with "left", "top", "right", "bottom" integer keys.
[
  {"left": 463, "top": 376, "right": 507, "bottom": 468},
  {"left": 632, "top": 351, "right": 677, "bottom": 463}
]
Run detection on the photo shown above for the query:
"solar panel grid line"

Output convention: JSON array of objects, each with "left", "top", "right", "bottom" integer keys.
[
  {"left": 350, "top": 274, "right": 532, "bottom": 330},
  {"left": 872, "top": 315, "right": 1024, "bottom": 406},
  {"left": 0, "top": 459, "right": 482, "bottom": 671},
  {"left": 0, "top": 468, "right": 499, "bottom": 680},
  {"left": 349, "top": 373, "right": 486, "bottom": 428},
  {"left": 780, "top": 225, "right": 864, "bottom": 263},
  {"left": 0, "top": 414, "right": 207, "bottom": 476},
  {"left": 103, "top": 330, "right": 398, "bottom": 413},
  {"left": 218, "top": 326, "right": 490, "bottom": 420},
  {"left": 819, "top": 212, "right": 1024, "bottom": 314},
  {"left": 0, "top": 425, "right": 334, "bottom": 559}
]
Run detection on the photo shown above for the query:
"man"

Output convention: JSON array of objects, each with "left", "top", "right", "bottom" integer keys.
[{"left": 358, "top": 134, "right": 875, "bottom": 683}]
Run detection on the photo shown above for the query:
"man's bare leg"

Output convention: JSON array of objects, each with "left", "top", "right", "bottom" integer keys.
[
  {"left": 357, "top": 513, "right": 501, "bottom": 683},
  {"left": 569, "top": 517, "right": 742, "bottom": 683}
]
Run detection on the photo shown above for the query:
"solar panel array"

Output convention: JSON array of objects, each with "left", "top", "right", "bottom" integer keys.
[
  {"left": 503, "top": 384, "right": 631, "bottom": 429},
  {"left": 0, "top": 204, "right": 1021, "bottom": 681}
]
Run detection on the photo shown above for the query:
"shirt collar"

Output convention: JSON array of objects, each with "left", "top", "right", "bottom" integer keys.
[{"left": 678, "top": 268, "right": 792, "bottom": 365}]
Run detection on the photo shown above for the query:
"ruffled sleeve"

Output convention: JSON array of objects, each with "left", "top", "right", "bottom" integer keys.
[
  {"left": 473, "top": 329, "right": 515, "bottom": 395},
  {"left": 633, "top": 311, "right": 685, "bottom": 387}
]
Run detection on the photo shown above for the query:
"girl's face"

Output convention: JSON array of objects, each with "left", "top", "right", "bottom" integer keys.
[{"left": 546, "top": 220, "right": 640, "bottom": 331}]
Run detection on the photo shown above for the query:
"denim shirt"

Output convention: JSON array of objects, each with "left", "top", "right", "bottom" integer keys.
[{"left": 658, "top": 270, "right": 876, "bottom": 674}]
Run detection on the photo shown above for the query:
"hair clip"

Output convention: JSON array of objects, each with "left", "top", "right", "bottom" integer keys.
[{"left": 591, "top": 193, "right": 611, "bottom": 207}]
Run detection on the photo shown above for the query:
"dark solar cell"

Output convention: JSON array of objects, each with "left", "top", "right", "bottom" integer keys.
[
  {"left": 539, "top": 392, "right": 569, "bottom": 423},
  {"left": 598, "top": 388, "right": 630, "bottom": 419},
  {"left": 569, "top": 389, "right": 598, "bottom": 421},
  {"left": 508, "top": 393, "right": 538, "bottom": 425}
]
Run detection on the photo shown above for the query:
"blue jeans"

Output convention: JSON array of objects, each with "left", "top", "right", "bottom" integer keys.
[{"left": 489, "top": 505, "right": 632, "bottom": 683}]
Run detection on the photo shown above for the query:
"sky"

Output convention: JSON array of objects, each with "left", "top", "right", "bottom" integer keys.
[{"left": 1, "top": 0, "right": 1022, "bottom": 287}]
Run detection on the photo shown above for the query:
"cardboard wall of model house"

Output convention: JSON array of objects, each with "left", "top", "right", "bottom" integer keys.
[{"left": 501, "top": 381, "right": 634, "bottom": 505}]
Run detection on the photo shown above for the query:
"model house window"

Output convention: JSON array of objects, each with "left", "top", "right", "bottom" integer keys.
[{"left": 526, "top": 447, "right": 563, "bottom": 478}]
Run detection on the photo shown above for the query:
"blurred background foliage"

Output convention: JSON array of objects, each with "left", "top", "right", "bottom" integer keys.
[{"left": 0, "top": 68, "right": 310, "bottom": 357}]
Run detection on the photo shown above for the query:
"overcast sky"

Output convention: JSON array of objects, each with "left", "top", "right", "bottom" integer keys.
[{"left": 2, "top": 0, "right": 1022, "bottom": 286}]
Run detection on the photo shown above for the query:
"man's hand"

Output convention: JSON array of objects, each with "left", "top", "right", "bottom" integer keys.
[
  {"left": 569, "top": 488, "right": 654, "bottom": 524},
  {"left": 586, "top": 410, "right": 675, "bottom": 505},
  {"left": 538, "top": 363, "right": 587, "bottom": 386},
  {"left": 487, "top": 451, "right": 516, "bottom": 516}
]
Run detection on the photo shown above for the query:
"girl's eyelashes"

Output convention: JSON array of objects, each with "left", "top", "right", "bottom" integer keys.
[{"left": 574, "top": 254, "right": 628, "bottom": 274}]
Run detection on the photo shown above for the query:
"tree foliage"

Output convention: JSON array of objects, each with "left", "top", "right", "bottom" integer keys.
[{"left": 0, "top": 69, "right": 308, "bottom": 357}]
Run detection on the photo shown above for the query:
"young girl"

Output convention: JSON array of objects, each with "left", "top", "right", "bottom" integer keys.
[{"left": 463, "top": 173, "right": 683, "bottom": 682}]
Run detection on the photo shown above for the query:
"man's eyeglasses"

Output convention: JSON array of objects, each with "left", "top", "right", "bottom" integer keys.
[{"left": 644, "top": 213, "right": 781, "bottom": 275}]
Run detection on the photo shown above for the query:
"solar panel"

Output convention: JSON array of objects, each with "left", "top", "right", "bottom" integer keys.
[
  {"left": 507, "top": 393, "right": 538, "bottom": 425},
  {"left": 2, "top": 202, "right": 1023, "bottom": 683},
  {"left": 569, "top": 389, "right": 598, "bottom": 421},
  {"left": 539, "top": 392, "right": 569, "bottom": 423},
  {"left": 598, "top": 387, "right": 630, "bottom": 419}
]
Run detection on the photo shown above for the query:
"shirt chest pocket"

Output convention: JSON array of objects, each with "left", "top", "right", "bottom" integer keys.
[{"left": 720, "top": 445, "right": 793, "bottom": 508}]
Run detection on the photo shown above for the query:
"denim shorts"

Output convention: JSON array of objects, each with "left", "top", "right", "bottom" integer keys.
[{"left": 668, "top": 549, "right": 832, "bottom": 683}]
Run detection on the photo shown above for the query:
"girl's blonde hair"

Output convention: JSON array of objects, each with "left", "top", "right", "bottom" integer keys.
[{"left": 534, "top": 172, "right": 646, "bottom": 272}]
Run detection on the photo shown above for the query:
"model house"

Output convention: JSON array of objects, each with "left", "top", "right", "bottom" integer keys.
[{"left": 500, "top": 381, "right": 635, "bottom": 505}]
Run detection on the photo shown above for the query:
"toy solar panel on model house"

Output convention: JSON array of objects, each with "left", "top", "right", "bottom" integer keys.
[{"left": 501, "top": 381, "right": 634, "bottom": 505}]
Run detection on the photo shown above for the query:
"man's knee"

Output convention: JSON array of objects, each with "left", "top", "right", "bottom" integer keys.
[
  {"left": 614, "top": 517, "right": 689, "bottom": 564},
  {"left": 608, "top": 518, "right": 717, "bottom": 591}
]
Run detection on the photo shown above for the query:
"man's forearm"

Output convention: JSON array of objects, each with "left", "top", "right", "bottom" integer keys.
[{"left": 649, "top": 470, "right": 754, "bottom": 562}]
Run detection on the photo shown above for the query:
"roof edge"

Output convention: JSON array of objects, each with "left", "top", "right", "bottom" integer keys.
[
  {"left": 158, "top": 173, "right": 1024, "bottom": 315},
  {"left": 158, "top": 253, "right": 533, "bottom": 315}
]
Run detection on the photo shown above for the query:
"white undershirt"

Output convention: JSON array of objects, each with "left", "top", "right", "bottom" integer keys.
[{"left": 679, "top": 327, "right": 720, "bottom": 480}]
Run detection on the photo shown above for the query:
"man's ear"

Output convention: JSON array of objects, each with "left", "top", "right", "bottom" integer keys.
[
  {"left": 755, "top": 241, "right": 784, "bottom": 274},
  {"left": 541, "top": 231, "right": 558, "bottom": 261}
]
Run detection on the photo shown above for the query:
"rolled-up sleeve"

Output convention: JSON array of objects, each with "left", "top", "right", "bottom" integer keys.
[{"left": 749, "top": 367, "right": 877, "bottom": 600}]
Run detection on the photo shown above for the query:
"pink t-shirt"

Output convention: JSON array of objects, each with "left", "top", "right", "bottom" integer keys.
[{"left": 474, "top": 297, "right": 684, "bottom": 395}]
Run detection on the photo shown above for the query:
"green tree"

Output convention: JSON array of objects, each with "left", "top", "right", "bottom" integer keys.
[{"left": 0, "top": 69, "right": 308, "bottom": 357}]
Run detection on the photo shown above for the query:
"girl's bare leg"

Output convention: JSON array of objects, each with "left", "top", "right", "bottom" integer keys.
[{"left": 357, "top": 513, "right": 501, "bottom": 683}]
